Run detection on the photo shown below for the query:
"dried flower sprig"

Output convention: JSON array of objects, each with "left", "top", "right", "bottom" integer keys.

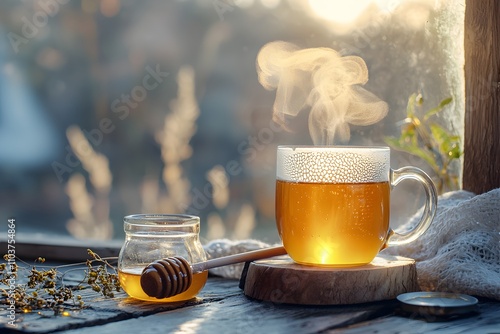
[
  {"left": 1, "top": 255, "right": 80, "bottom": 315},
  {"left": 0, "top": 249, "right": 120, "bottom": 316},
  {"left": 84, "top": 249, "right": 120, "bottom": 298}
]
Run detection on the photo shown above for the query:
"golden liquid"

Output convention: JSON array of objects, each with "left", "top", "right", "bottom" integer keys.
[
  {"left": 118, "top": 269, "right": 208, "bottom": 302},
  {"left": 276, "top": 180, "right": 390, "bottom": 267}
]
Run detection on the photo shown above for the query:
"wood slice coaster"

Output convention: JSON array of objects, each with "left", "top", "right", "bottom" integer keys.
[{"left": 242, "top": 254, "right": 418, "bottom": 305}]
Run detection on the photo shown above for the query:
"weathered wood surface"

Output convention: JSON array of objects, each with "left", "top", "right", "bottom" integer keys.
[
  {"left": 0, "top": 261, "right": 498, "bottom": 333},
  {"left": 243, "top": 255, "right": 418, "bottom": 305},
  {"left": 463, "top": 0, "right": 500, "bottom": 194},
  {"left": 0, "top": 277, "right": 237, "bottom": 334},
  {"left": 1, "top": 274, "right": 499, "bottom": 334},
  {"left": 327, "top": 300, "right": 500, "bottom": 334}
]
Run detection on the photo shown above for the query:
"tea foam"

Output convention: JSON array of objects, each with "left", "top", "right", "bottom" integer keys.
[{"left": 277, "top": 146, "right": 389, "bottom": 183}]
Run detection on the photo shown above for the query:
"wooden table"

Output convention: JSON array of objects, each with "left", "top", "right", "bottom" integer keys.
[{"left": 1, "top": 273, "right": 499, "bottom": 334}]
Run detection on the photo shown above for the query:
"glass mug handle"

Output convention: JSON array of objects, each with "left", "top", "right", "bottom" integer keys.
[{"left": 385, "top": 166, "right": 438, "bottom": 247}]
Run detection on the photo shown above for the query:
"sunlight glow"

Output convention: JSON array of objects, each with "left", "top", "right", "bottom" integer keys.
[
  {"left": 235, "top": 0, "right": 254, "bottom": 9},
  {"left": 308, "top": 0, "right": 373, "bottom": 24},
  {"left": 261, "top": 0, "right": 281, "bottom": 9},
  {"left": 174, "top": 306, "right": 216, "bottom": 334}
]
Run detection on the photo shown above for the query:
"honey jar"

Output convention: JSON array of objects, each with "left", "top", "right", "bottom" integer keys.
[{"left": 118, "top": 214, "right": 207, "bottom": 302}]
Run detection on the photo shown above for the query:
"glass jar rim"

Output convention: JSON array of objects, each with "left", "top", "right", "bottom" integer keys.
[{"left": 123, "top": 214, "right": 200, "bottom": 234}]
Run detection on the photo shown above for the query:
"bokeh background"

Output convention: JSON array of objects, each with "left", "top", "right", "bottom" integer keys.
[{"left": 0, "top": 0, "right": 464, "bottom": 243}]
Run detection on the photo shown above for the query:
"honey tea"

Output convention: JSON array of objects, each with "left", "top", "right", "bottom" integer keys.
[
  {"left": 276, "top": 180, "right": 390, "bottom": 266},
  {"left": 275, "top": 145, "right": 437, "bottom": 267}
]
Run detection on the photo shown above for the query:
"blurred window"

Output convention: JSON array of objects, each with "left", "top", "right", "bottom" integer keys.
[{"left": 0, "top": 0, "right": 464, "bottom": 243}]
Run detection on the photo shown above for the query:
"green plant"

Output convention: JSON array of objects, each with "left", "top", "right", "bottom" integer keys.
[{"left": 384, "top": 93, "right": 462, "bottom": 194}]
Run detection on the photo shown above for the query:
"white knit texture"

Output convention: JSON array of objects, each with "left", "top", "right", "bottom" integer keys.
[
  {"left": 204, "top": 239, "right": 272, "bottom": 279},
  {"left": 383, "top": 188, "right": 500, "bottom": 300}
]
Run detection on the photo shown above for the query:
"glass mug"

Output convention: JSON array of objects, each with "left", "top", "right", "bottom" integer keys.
[{"left": 275, "top": 145, "right": 437, "bottom": 267}]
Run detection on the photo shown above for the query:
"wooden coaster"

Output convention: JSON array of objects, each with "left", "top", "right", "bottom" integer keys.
[{"left": 242, "top": 254, "right": 418, "bottom": 305}]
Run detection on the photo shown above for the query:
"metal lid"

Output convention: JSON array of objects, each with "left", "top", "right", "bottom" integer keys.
[{"left": 397, "top": 292, "right": 479, "bottom": 317}]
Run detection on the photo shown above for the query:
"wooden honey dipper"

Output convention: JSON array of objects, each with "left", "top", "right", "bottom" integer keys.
[{"left": 140, "top": 245, "right": 287, "bottom": 299}]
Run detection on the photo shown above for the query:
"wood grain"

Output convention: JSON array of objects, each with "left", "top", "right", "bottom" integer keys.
[
  {"left": 243, "top": 254, "right": 418, "bottom": 305},
  {"left": 2, "top": 275, "right": 499, "bottom": 334},
  {"left": 463, "top": 0, "right": 500, "bottom": 194},
  {"left": 2, "top": 257, "right": 499, "bottom": 334}
]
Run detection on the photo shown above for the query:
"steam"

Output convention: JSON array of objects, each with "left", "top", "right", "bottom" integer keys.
[{"left": 256, "top": 41, "right": 388, "bottom": 144}]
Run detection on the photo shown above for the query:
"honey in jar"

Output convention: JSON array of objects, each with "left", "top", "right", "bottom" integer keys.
[
  {"left": 118, "top": 214, "right": 207, "bottom": 302},
  {"left": 118, "top": 268, "right": 208, "bottom": 302}
]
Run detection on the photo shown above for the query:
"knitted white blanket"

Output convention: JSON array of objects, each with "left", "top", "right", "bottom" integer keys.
[{"left": 382, "top": 188, "right": 500, "bottom": 300}]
